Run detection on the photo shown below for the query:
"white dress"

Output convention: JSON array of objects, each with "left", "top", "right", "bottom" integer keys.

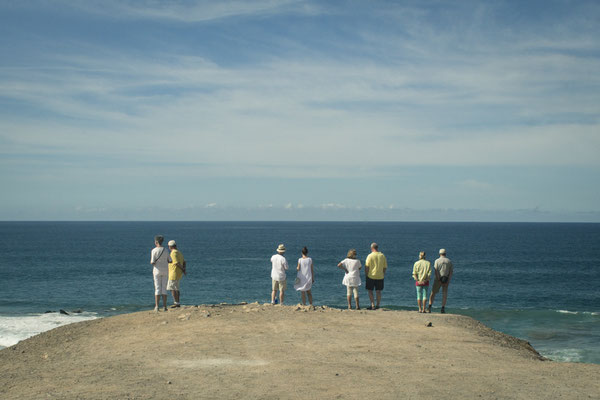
[
  {"left": 294, "top": 257, "right": 313, "bottom": 291},
  {"left": 340, "top": 258, "right": 362, "bottom": 287}
]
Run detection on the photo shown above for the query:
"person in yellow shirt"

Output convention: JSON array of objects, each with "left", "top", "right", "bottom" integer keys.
[
  {"left": 365, "top": 242, "right": 387, "bottom": 310},
  {"left": 412, "top": 251, "right": 431, "bottom": 313},
  {"left": 167, "top": 240, "right": 186, "bottom": 308}
]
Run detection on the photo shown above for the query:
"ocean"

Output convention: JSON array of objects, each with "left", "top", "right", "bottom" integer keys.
[{"left": 0, "top": 221, "right": 598, "bottom": 364}]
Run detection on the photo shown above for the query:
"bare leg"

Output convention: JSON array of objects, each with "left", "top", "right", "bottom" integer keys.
[
  {"left": 271, "top": 290, "right": 276, "bottom": 303},
  {"left": 347, "top": 296, "right": 352, "bottom": 309},
  {"left": 280, "top": 290, "right": 285, "bottom": 304},
  {"left": 161, "top": 294, "right": 167, "bottom": 309},
  {"left": 429, "top": 291, "right": 436, "bottom": 309},
  {"left": 355, "top": 296, "right": 360, "bottom": 310},
  {"left": 301, "top": 291, "right": 306, "bottom": 305},
  {"left": 376, "top": 290, "right": 382, "bottom": 308},
  {"left": 368, "top": 290, "right": 375, "bottom": 308},
  {"left": 442, "top": 285, "right": 449, "bottom": 307},
  {"left": 155, "top": 295, "right": 160, "bottom": 309},
  {"left": 173, "top": 290, "right": 180, "bottom": 304},
  {"left": 307, "top": 290, "right": 313, "bottom": 305},
  {"left": 417, "top": 299, "right": 423, "bottom": 312}
]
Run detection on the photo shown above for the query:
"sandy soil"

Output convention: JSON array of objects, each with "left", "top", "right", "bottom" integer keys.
[{"left": 1, "top": 304, "right": 598, "bottom": 399}]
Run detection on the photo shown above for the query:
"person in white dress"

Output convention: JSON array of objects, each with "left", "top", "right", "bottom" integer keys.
[
  {"left": 294, "top": 247, "right": 314, "bottom": 305},
  {"left": 338, "top": 249, "right": 362, "bottom": 310}
]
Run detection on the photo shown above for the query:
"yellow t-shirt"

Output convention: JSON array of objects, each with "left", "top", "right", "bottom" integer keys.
[
  {"left": 412, "top": 259, "right": 431, "bottom": 283},
  {"left": 168, "top": 249, "right": 185, "bottom": 281},
  {"left": 365, "top": 251, "right": 387, "bottom": 279}
]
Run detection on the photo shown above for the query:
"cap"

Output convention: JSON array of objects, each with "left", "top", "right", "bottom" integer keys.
[{"left": 168, "top": 240, "right": 177, "bottom": 247}]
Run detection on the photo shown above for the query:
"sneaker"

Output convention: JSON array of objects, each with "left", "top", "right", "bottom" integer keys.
[
  {"left": 441, "top": 306, "right": 446, "bottom": 314},
  {"left": 153, "top": 307, "right": 159, "bottom": 313},
  {"left": 170, "top": 304, "right": 180, "bottom": 309},
  {"left": 427, "top": 305, "right": 432, "bottom": 313},
  {"left": 163, "top": 307, "right": 168, "bottom": 312}
]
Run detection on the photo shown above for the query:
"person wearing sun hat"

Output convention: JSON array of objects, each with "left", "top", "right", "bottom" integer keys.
[
  {"left": 167, "top": 240, "right": 186, "bottom": 308},
  {"left": 428, "top": 248, "right": 453, "bottom": 313},
  {"left": 270, "top": 244, "right": 289, "bottom": 305}
]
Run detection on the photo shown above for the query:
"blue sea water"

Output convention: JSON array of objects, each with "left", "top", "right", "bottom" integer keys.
[{"left": 0, "top": 222, "right": 599, "bottom": 364}]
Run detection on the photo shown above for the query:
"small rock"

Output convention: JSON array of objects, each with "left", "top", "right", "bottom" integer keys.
[
  {"left": 44, "top": 310, "right": 53, "bottom": 314},
  {"left": 240, "top": 301, "right": 248, "bottom": 305},
  {"left": 426, "top": 322, "right": 433, "bottom": 327},
  {"left": 204, "top": 313, "right": 211, "bottom": 318},
  {"left": 59, "top": 309, "right": 69, "bottom": 315},
  {"left": 71, "top": 309, "right": 82, "bottom": 314},
  {"left": 161, "top": 321, "right": 168, "bottom": 325},
  {"left": 167, "top": 381, "right": 172, "bottom": 385},
  {"left": 335, "top": 373, "right": 339, "bottom": 376}
]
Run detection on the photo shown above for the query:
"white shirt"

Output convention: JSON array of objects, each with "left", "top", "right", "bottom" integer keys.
[
  {"left": 270, "top": 253, "right": 289, "bottom": 281},
  {"left": 151, "top": 246, "right": 169, "bottom": 275},
  {"left": 340, "top": 258, "right": 362, "bottom": 287}
]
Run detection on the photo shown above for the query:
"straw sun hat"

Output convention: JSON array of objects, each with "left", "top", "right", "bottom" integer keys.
[{"left": 277, "top": 244, "right": 286, "bottom": 253}]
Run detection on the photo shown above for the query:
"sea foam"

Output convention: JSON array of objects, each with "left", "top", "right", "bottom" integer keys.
[{"left": 0, "top": 312, "right": 98, "bottom": 348}]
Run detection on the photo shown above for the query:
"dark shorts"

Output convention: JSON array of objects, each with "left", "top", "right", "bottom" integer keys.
[{"left": 366, "top": 277, "right": 384, "bottom": 291}]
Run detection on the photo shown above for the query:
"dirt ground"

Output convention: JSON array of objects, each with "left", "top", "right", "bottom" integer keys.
[{"left": 1, "top": 304, "right": 598, "bottom": 399}]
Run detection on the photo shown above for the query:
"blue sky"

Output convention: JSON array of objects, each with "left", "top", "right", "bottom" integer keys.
[{"left": 1, "top": 0, "right": 599, "bottom": 221}]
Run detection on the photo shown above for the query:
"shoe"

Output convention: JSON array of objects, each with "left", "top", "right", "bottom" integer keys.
[
  {"left": 441, "top": 307, "right": 446, "bottom": 314},
  {"left": 375, "top": 306, "right": 380, "bottom": 310},
  {"left": 366, "top": 306, "right": 374, "bottom": 310},
  {"left": 427, "top": 305, "right": 432, "bottom": 313},
  {"left": 163, "top": 307, "right": 168, "bottom": 312},
  {"left": 153, "top": 307, "right": 159, "bottom": 313},
  {"left": 170, "top": 304, "right": 180, "bottom": 309}
]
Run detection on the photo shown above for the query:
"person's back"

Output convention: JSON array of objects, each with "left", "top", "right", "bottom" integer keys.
[
  {"left": 365, "top": 251, "right": 387, "bottom": 279},
  {"left": 152, "top": 246, "right": 169, "bottom": 275},
  {"left": 271, "top": 253, "right": 288, "bottom": 281},
  {"left": 342, "top": 258, "right": 362, "bottom": 285},
  {"left": 413, "top": 259, "right": 431, "bottom": 282},
  {"left": 434, "top": 256, "right": 453, "bottom": 278}
]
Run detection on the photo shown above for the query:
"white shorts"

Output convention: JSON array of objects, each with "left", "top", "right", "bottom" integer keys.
[
  {"left": 167, "top": 280, "right": 181, "bottom": 291},
  {"left": 153, "top": 272, "right": 168, "bottom": 295}
]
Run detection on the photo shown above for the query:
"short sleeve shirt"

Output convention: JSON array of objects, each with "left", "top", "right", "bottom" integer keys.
[
  {"left": 365, "top": 251, "right": 387, "bottom": 280},
  {"left": 151, "top": 246, "right": 169, "bottom": 275},
  {"left": 434, "top": 256, "right": 453, "bottom": 277},
  {"left": 270, "top": 254, "right": 288, "bottom": 281},
  {"left": 168, "top": 249, "right": 185, "bottom": 281}
]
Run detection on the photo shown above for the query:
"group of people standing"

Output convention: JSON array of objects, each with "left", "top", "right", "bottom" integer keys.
[
  {"left": 149, "top": 236, "right": 453, "bottom": 313},
  {"left": 270, "top": 243, "right": 453, "bottom": 312}
]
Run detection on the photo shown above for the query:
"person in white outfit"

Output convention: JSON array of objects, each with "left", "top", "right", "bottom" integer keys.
[
  {"left": 150, "top": 235, "right": 169, "bottom": 312},
  {"left": 270, "top": 244, "right": 289, "bottom": 304},
  {"left": 294, "top": 246, "right": 315, "bottom": 305},
  {"left": 338, "top": 249, "right": 362, "bottom": 310}
]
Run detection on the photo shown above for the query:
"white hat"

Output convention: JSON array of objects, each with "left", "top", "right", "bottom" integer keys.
[
  {"left": 439, "top": 248, "right": 446, "bottom": 254},
  {"left": 168, "top": 240, "right": 177, "bottom": 247},
  {"left": 277, "top": 244, "right": 286, "bottom": 253}
]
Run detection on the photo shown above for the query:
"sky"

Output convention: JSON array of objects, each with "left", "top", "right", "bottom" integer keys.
[{"left": 1, "top": 0, "right": 599, "bottom": 221}]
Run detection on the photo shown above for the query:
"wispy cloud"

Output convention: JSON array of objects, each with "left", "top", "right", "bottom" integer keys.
[{"left": 1, "top": 1, "right": 599, "bottom": 219}]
